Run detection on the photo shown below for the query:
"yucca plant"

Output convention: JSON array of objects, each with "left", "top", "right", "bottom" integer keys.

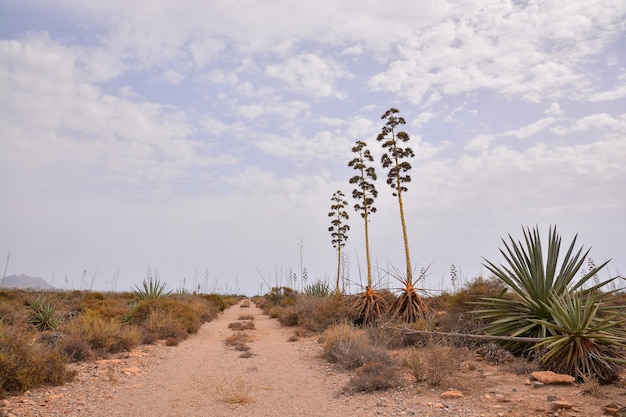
[
  {"left": 531, "top": 291, "right": 626, "bottom": 383},
  {"left": 475, "top": 225, "right": 615, "bottom": 348},
  {"left": 28, "top": 295, "right": 60, "bottom": 331},
  {"left": 475, "top": 225, "right": 625, "bottom": 381},
  {"left": 133, "top": 270, "right": 172, "bottom": 301}
]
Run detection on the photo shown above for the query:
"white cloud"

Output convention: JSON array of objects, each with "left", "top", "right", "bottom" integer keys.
[
  {"left": 503, "top": 117, "right": 558, "bottom": 139},
  {"left": 265, "top": 52, "right": 349, "bottom": 99}
]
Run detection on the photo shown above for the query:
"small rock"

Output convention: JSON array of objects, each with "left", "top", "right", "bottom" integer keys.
[
  {"left": 524, "top": 379, "right": 532, "bottom": 385},
  {"left": 531, "top": 371, "right": 575, "bottom": 385},
  {"left": 547, "top": 395, "right": 558, "bottom": 402},
  {"left": 551, "top": 400, "right": 573, "bottom": 410},
  {"left": 433, "top": 403, "right": 445, "bottom": 408},
  {"left": 603, "top": 403, "right": 626, "bottom": 416},
  {"left": 532, "top": 381, "right": 545, "bottom": 389},
  {"left": 440, "top": 390, "right": 463, "bottom": 399}
]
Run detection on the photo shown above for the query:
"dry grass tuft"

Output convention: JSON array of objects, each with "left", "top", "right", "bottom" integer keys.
[
  {"left": 238, "top": 314, "right": 255, "bottom": 321},
  {"left": 218, "top": 378, "right": 252, "bottom": 403},
  {"left": 344, "top": 361, "right": 401, "bottom": 393},
  {"left": 581, "top": 375, "right": 606, "bottom": 398},
  {"left": 240, "top": 300, "right": 251, "bottom": 308},
  {"left": 403, "top": 343, "right": 468, "bottom": 387},
  {"left": 322, "top": 323, "right": 392, "bottom": 370}
]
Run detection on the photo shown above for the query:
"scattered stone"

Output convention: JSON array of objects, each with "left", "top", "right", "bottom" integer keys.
[
  {"left": 547, "top": 395, "right": 558, "bottom": 402},
  {"left": 532, "top": 381, "right": 545, "bottom": 389},
  {"left": 440, "top": 390, "right": 463, "bottom": 399},
  {"left": 550, "top": 400, "right": 573, "bottom": 411},
  {"left": 524, "top": 379, "right": 532, "bottom": 385},
  {"left": 123, "top": 366, "right": 141, "bottom": 375},
  {"left": 603, "top": 403, "right": 626, "bottom": 416},
  {"left": 433, "top": 402, "right": 445, "bottom": 408},
  {"left": 531, "top": 371, "right": 575, "bottom": 385}
]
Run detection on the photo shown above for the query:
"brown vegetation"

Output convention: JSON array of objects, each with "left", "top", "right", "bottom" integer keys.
[{"left": 0, "top": 289, "right": 234, "bottom": 399}]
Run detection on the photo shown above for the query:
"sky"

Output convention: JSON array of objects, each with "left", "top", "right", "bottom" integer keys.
[{"left": 1, "top": 0, "right": 625, "bottom": 296}]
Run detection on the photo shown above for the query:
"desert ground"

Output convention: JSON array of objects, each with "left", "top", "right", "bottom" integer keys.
[{"left": 2, "top": 300, "right": 625, "bottom": 417}]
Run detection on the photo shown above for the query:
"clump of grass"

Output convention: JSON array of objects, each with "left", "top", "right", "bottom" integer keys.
[
  {"left": 140, "top": 307, "right": 188, "bottom": 343},
  {"left": 240, "top": 299, "right": 251, "bottom": 308},
  {"left": 62, "top": 313, "right": 141, "bottom": 355},
  {"left": 403, "top": 343, "right": 467, "bottom": 386},
  {"left": 238, "top": 314, "right": 254, "bottom": 321},
  {"left": 581, "top": 375, "right": 605, "bottom": 398},
  {"left": 225, "top": 332, "right": 253, "bottom": 352},
  {"left": 344, "top": 361, "right": 401, "bottom": 393},
  {"left": 229, "top": 321, "right": 255, "bottom": 331},
  {"left": 287, "top": 333, "right": 299, "bottom": 342},
  {"left": 130, "top": 295, "right": 218, "bottom": 334},
  {"left": 218, "top": 378, "right": 252, "bottom": 403},
  {"left": 321, "top": 323, "right": 392, "bottom": 370},
  {"left": 0, "top": 323, "right": 75, "bottom": 398},
  {"left": 239, "top": 351, "right": 254, "bottom": 358}
]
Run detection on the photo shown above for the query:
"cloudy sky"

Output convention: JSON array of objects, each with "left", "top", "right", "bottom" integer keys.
[{"left": 1, "top": 0, "right": 625, "bottom": 295}]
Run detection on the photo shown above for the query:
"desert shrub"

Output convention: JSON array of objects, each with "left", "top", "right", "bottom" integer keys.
[
  {"left": 0, "top": 296, "right": 27, "bottom": 326},
  {"left": 80, "top": 293, "right": 133, "bottom": 320},
  {"left": 130, "top": 295, "right": 217, "bottom": 334},
  {"left": 201, "top": 293, "right": 226, "bottom": 312},
  {"left": 403, "top": 343, "right": 468, "bottom": 386},
  {"left": 240, "top": 299, "right": 251, "bottom": 308},
  {"left": 0, "top": 323, "right": 75, "bottom": 398},
  {"left": 429, "top": 276, "right": 506, "bottom": 336},
  {"left": 277, "top": 305, "right": 299, "bottom": 326},
  {"left": 140, "top": 307, "right": 188, "bottom": 342},
  {"left": 345, "top": 361, "right": 401, "bottom": 393},
  {"left": 225, "top": 332, "right": 252, "bottom": 352},
  {"left": 60, "top": 333, "right": 93, "bottom": 362},
  {"left": 263, "top": 287, "right": 297, "bottom": 312},
  {"left": 238, "top": 314, "right": 254, "bottom": 320},
  {"left": 62, "top": 313, "right": 141, "bottom": 355},
  {"left": 322, "top": 323, "right": 391, "bottom": 370},
  {"left": 294, "top": 295, "right": 357, "bottom": 334}
]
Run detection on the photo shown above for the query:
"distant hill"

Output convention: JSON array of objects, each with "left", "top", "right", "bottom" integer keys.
[{"left": 0, "top": 274, "right": 57, "bottom": 290}]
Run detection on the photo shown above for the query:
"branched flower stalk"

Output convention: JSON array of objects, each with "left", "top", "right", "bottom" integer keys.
[
  {"left": 377, "top": 108, "right": 430, "bottom": 323},
  {"left": 328, "top": 190, "right": 350, "bottom": 297},
  {"left": 349, "top": 140, "right": 386, "bottom": 325}
]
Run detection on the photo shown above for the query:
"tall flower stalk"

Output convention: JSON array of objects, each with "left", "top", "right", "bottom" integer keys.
[
  {"left": 377, "top": 108, "right": 429, "bottom": 322},
  {"left": 328, "top": 190, "right": 350, "bottom": 296},
  {"left": 349, "top": 140, "right": 386, "bottom": 325}
]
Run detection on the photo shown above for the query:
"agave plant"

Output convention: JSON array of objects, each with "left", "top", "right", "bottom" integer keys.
[
  {"left": 475, "top": 225, "right": 625, "bottom": 381},
  {"left": 532, "top": 291, "right": 626, "bottom": 383},
  {"left": 28, "top": 295, "right": 60, "bottom": 331},
  {"left": 475, "top": 225, "right": 615, "bottom": 346},
  {"left": 133, "top": 272, "right": 172, "bottom": 301}
]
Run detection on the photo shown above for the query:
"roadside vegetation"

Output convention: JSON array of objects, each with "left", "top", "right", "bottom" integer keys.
[{"left": 0, "top": 276, "right": 239, "bottom": 399}]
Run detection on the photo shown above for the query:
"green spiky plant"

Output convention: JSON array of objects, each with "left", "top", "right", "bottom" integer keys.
[
  {"left": 133, "top": 269, "right": 172, "bottom": 301},
  {"left": 476, "top": 225, "right": 625, "bottom": 382},
  {"left": 532, "top": 291, "right": 626, "bottom": 383},
  {"left": 328, "top": 190, "right": 350, "bottom": 297},
  {"left": 28, "top": 295, "right": 60, "bottom": 331},
  {"left": 349, "top": 140, "right": 387, "bottom": 325},
  {"left": 376, "top": 108, "right": 430, "bottom": 323}
]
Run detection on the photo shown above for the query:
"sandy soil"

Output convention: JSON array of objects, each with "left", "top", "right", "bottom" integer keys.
[{"left": 2, "top": 300, "right": 625, "bottom": 417}]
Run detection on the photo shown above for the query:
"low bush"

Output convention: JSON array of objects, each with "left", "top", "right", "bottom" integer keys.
[
  {"left": 61, "top": 313, "right": 142, "bottom": 355},
  {"left": 403, "top": 343, "right": 468, "bottom": 386},
  {"left": 0, "top": 323, "right": 75, "bottom": 399},
  {"left": 321, "top": 323, "right": 392, "bottom": 370},
  {"left": 130, "top": 295, "right": 218, "bottom": 334},
  {"left": 344, "top": 361, "right": 401, "bottom": 393},
  {"left": 140, "top": 307, "right": 188, "bottom": 342}
]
